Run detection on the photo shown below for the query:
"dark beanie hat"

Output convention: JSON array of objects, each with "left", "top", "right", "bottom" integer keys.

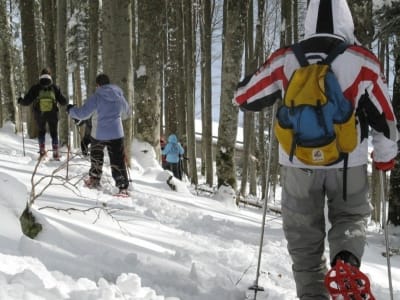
[
  {"left": 96, "top": 74, "right": 110, "bottom": 86},
  {"left": 39, "top": 68, "right": 52, "bottom": 87}
]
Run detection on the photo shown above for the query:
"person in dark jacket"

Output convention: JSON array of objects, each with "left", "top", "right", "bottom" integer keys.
[
  {"left": 18, "top": 68, "right": 67, "bottom": 159},
  {"left": 67, "top": 74, "right": 131, "bottom": 195},
  {"left": 162, "top": 134, "right": 184, "bottom": 180}
]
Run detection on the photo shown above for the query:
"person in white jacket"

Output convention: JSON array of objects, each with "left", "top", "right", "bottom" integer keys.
[{"left": 233, "top": 0, "right": 398, "bottom": 299}]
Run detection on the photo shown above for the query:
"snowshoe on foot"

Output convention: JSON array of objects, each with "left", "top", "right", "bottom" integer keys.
[
  {"left": 167, "top": 176, "right": 176, "bottom": 191},
  {"left": 52, "top": 144, "right": 60, "bottom": 160},
  {"left": 114, "top": 188, "right": 129, "bottom": 197},
  {"left": 38, "top": 144, "right": 47, "bottom": 160},
  {"left": 83, "top": 176, "right": 100, "bottom": 189},
  {"left": 324, "top": 259, "right": 375, "bottom": 300}
]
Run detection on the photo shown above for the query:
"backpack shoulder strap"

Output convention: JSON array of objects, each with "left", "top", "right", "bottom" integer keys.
[
  {"left": 323, "top": 42, "right": 348, "bottom": 65},
  {"left": 291, "top": 43, "right": 309, "bottom": 67}
]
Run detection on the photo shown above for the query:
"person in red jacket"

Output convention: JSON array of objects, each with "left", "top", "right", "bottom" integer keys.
[{"left": 233, "top": 0, "right": 398, "bottom": 299}]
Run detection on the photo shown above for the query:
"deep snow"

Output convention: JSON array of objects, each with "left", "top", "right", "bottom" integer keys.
[{"left": 0, "top": 122, "right": 399, "bottom": 300}]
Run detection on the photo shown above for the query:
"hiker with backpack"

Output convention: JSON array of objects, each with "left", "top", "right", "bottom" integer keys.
[
  {"left": 162, "top": 134, "right": 184, "bottom": 180},
  {"left": 233, "top": 0, "right": 398, "bottom": 299},
  {"left": 18, "top": 68, "right": 67, "bottom": 160},
  {"left": 67, "top": 74, "right": 131, "bottom": 196}
]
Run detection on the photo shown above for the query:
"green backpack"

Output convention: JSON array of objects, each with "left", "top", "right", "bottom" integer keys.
[{"left": 36, "top": 88, "right": 56, "bottom": 112}]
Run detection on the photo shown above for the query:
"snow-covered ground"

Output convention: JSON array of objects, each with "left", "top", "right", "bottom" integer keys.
[{"left": 0, "top": 122, "right": 399, "bottom": 300}]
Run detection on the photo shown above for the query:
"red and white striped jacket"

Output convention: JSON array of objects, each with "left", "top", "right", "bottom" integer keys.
[{"left": 233, "top": 34, "right": 398, "bottom": 168}]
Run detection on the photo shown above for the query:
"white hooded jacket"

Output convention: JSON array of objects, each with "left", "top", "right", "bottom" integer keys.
[{"left": 234, "top": 0, "right": 398, "bottom": 169}]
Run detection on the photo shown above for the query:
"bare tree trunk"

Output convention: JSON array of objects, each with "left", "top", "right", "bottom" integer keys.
[
  {"left": 87, "top": 0, "right": 99, "bottom": 95},
  {"left": 388, "top": 35, "right": 400, "bottom": 225},
  {"left": 0, "top": 0, "right": 17, "bottom": 126},
  {"left": 201, "top": 0, "right": 213, "bottom": 186},
  {"left": 240, "top": 0, "right": 255, "bottom": 197},
  {"left": 165, "top": 1, "right": 182, "bottom": 137},
  {"left": 216, "top": 0, "right": 249, "bottom": 189},
  {"left": 102, "top": 0, "right": 134, "bottom": 160},
  {"left": 184, "top": 0, "right": 198, "bottom": 184},
  {"left": 20, "top": 0, "right": 39, "bottom": 138},
  {"left": 41, "top": 0, "right": 56, "bottom": 72},
  {"left": 134, "top": 0, "right": 162, "bottom": 150},
  {"left": 348, "top": 0, "right": 374, "bottom": 48},
  {"left": 56, "top": 0, "right": 69, "bottom": 146}
]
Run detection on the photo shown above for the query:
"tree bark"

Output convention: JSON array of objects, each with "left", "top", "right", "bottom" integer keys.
[
  {"left": 19, "top": 0, "right": 39, "bottom": 138},
  {"left": 102, "top": 0, "right": 134, "bottom": 160},
  {"left": 216, "top": 0, "right": 249, "bottom": 189},
  {"left": 56, "top": 0, "right": 69, "bottom": 146}
]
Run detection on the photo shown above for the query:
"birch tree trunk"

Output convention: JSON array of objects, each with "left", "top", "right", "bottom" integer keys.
[{"left": 216, "top": 0, "right": 249, "bottom": 189}]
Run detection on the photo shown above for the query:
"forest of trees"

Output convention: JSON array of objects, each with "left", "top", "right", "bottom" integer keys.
[{"left": 0, "top": 0, "right": 399, "bottom": 225}]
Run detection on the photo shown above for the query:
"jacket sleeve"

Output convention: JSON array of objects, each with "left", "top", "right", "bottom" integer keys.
[
  {"left": 19, "top": 85, "right": 39, "bottom": 106},
  {"left": 69, "top": 95, "right": 96, "bottom": 120},
  {"left": 364, "top": 75, "right": 398, "bottom": 162},
  {"left": 53, "top": 85, "right": 67, "bottom": 106},
  {"left": 233, "top": 48, "right": 288, "bottom": 112},
  {"left": 162, "top": 144, "right": 170, "bottom": 155}
]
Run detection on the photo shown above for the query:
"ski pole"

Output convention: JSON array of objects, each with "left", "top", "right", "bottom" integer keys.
[
  {"left": 379, "top": 170, "right": 394, "bottom": 300},
  {"left": 249, "top": 103, "right": 277, "bottom": 299},
  {"left": 66, "top": 108, "right": 72, "bottom": 180}
]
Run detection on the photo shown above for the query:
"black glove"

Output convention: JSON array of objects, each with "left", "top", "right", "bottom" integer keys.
[
  {"left": 17, "top": 97, "right": 23, "bottom": 104},
  {"left": 74, "top": 119, "right": 84, "bottom": 126},
  {"left": 66, "top": 104, "right": 75, "bottom": 113}
]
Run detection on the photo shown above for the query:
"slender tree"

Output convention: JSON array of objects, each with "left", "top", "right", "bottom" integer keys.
[
  {"left": 0, "top": 0, "right": 17, "bottom": 126},
  {"left": 41, "top": 0, "right": 56, "bottom": 72},
  {"left": 183, "top": 0, "right": 198, "bottom": 184},
  {"left": 216, "top": 0, "right": 249, "bottom": 189},
  {"left": 19, "top": 0, "right": 39, "bottom": 138},
  {"left": 56, "top": 0, "right": 69, "bottom": 146},
  {"left": 201, "top": 0, "right": 213, "bottom": 186}
]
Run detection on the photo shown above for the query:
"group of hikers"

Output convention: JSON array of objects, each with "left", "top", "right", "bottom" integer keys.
[
  {"left": 16, "top": 0, "right": 399, "bottom": 298},
  {"left": 18, "top": 69, "right": 185, "bottom": 196}
]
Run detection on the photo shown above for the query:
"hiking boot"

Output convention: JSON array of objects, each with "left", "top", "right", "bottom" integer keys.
[
  {"left": 84, "top": 176, "right": 100, "bottom": 188},
  {"left": 118, "top": 188, "right": 129, "bottom": 196},
  {"left": 52, "top": 144, "right": 60, "bottom": 160},
  {"left": 39, "top": 144, "right": 46, "bottom": 157},
  {"left": 332, "top": 251, "right": 360, "bottom": 268}
]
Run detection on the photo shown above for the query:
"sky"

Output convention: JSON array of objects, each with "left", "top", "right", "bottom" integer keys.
[{"left": 0, "top": 121, "right": 399, "bottom": 300}]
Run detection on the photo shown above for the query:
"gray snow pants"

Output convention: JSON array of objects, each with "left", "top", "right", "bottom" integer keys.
[{"left": 280, "top": 165, "right": 371, "bottom": 300}]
